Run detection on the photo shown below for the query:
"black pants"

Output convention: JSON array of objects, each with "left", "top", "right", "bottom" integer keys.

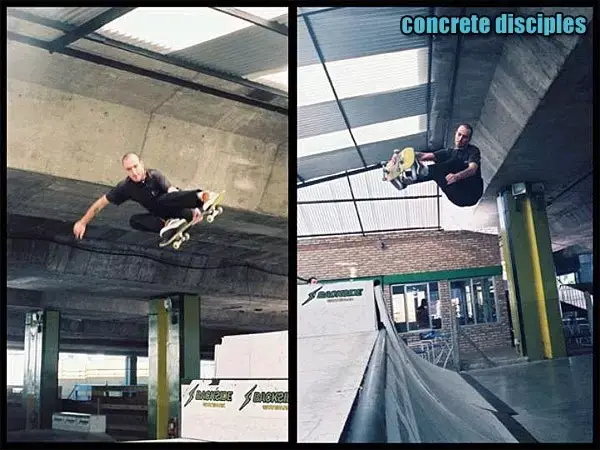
[
  {"left": 129, "top": 190, "right": 203, "bottom": 233},
  {"left": 399, "top": 159, "right": 483, "bottom": 207}
]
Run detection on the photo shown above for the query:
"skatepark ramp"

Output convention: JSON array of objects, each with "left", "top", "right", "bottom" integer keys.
[{"left": 297, "top": 281, "right": 518, "bottom": 443}]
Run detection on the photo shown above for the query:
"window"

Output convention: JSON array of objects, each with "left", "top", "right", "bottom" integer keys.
[
  {"left": 137, "top": 356, "right": 149, "bottom": 385},
  {"left": 391, "top": 282, "right": 440, "bottom": 332},
  {"left": 450, "top": 277, "right": 497, "bottom": 325},
  {"left": 7, "top": 350, "right": 25, "bottom": 386},
  {"left": 59, "top": 353, "right": 127, "bottom": 399}
]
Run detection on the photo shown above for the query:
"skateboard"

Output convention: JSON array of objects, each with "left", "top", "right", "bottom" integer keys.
[
  {"left": 381, "top": 147, "right": 420, "bottom": 183},
  {"left": 158, "top": 191, "right": 225, "bottom": 250},
  {"left": 204, "top": 191, "right": 225, "bottom": 224}
]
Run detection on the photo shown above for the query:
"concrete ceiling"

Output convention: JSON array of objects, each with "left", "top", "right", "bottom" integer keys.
[
  {"left": 295, "top": 6, "right": 592, "bottom": 256},
  {"left": 430, "top": 7, "right": 593, "bottom": 253},
  {"left": 7, "top": 170, "right": 289, "bottom": 338},
  {"left": 6, "top": 14, "right": 289, "bottom": 354}
]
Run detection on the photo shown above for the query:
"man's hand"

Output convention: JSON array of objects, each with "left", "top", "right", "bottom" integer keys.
[
  {"left": 73, "top": 220, "right": 87, "bottom": 240},
  {"left": 191, "top": 208, "right": 203, "bottom": 225},
  {"left": 446, "top": 173, "right": 459, "bottom": 185}
]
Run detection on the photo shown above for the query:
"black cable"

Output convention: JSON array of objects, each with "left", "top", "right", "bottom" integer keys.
[{"left": 7, "top": 234, "right": 287, "bottom": 277}]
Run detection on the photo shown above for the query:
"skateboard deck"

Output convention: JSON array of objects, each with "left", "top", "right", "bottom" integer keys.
[
  {"left": 204, "top": 191, "right": 225, "bottom": 224},
  {"left": 158, "top": 191, "right": 225, "bottom": 250},
  {"left": 382, "top": 147, "right": 416, "bottom": 182}
]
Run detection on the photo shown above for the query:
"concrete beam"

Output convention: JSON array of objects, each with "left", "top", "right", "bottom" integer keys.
[
  {"left": 6, "top": 288, "right": 149, "bottom": 319},
  {"left": 7, "top": 77, "right": 287, "bottom": 216},
  {"left": 7, "top": 234, "right": 288, "bottom": 299},
  {"left": 7, "top": 309, "right": 147, "bottom": 341},
  {"left": 475, "top": 7, "right": 593, "bottom": 187}
]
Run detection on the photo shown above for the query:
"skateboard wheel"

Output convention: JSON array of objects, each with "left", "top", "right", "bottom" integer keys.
[
  {"left": 184, "top": 233, "right": 190, "bottom": 241},
  {"left": 217, "top": 207, "right": 223, "bottom": 214},
  {"left": 207, "top": 215, "right": 214, "bottom": 223},
  {"left": 173, "top": 240, "right": 181, "bottom": 250}
]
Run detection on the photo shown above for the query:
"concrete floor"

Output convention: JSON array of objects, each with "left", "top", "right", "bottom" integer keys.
[{"left": 467, "top": 354, "right": 593, "bottom": 443}]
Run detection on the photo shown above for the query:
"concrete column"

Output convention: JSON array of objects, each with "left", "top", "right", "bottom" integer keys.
[
  {"left": 584, "top": 291, "right": 593, "bottom": 344},
  {"left": 23, "top": 310, "right": 60, "bottom": 429},
  {"left": 126, "top": 355, "right": 137, "bottom": 386},
  {"left": 148, "top": 299, "right": 169, "bottom": 439},
  {"left": 148, "top": 295, "right": 201, "bottom": 439},
  {"left": 496, "top": 182, "right": 567, "bottom": 361}
]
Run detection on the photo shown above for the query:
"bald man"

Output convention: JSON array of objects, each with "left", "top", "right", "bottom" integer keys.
[
  {"left": 386, "top": 123, "right": 484, "bottom": 207},
  {"left": 73, "top": 152, "right": 219, "bottom": 243}
]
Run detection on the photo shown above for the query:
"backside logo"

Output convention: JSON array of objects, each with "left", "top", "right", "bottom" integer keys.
[{"left": 302, "top": 286, "right": 323, "bottom": 306}]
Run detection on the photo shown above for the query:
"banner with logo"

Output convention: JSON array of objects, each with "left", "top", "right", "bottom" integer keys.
[
  {"left": 297, "top": 281, "right": 376, "bottom": 338},
  {"left": 181, "top": 379, "right": 288, "bottom": 442}
]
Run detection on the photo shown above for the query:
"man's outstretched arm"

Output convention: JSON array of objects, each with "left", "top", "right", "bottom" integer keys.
[
  {"left": 416, "top": 151, "right": 436, "bottom": 162},
  {"left": 73, "top": 195, "right": 110, "bottom": 239}
]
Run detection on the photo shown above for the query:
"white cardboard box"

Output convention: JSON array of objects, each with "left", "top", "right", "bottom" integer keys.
[{"left": 52, "top": 412, "right": 106, "bottom": 433}]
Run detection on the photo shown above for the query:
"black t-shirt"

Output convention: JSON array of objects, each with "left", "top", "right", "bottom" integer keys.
[
  {"left": 433, "top": 144, "right": 482, "bottom": 178},
  {"left": 106, "top": 169, "right": 172, "bottom": 213}
]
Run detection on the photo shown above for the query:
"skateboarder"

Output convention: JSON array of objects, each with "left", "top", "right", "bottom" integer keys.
[
  {"left": 72, "top": 152, "right": 219, "bottom": 242},
  {"left": 388, "top": 123, "right": 483, "bottom": 207}
]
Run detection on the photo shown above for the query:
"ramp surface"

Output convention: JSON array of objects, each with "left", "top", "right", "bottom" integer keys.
[
  {"left": 297, "top": 281, "right": 518, "bottom": 443},
  {"left": 297, "top": 281, "right": 378, "bottom": 442}
]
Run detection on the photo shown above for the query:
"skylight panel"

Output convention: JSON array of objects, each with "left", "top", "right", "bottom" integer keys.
[
  {"left": 298, "top": 114, "right": 426, "bottom": 158},
  {"left": 252, "top": 68, "right": 288, "bottom": 91},
  {"left": 98, "top": 7, "right": 264, "bottom": 53},
  {"left": 298, "top": 127, "right": 355, "bottom": 158},
  {"left": 298, "top": 47, "right": 429, "bottom": 107},
  {"left": 298, "top": 61, "right": 336, "bottom": 106},
  {"left": 326, "top": 47, "right": 428, "bottom": 99},
  {"left": 352, "top": 115, "right": 427, "bottom": 145}
]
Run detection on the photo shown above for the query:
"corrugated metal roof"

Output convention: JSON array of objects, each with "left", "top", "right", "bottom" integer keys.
[
  {"left": 171, "top": 17, "right": 287, "bottom": 78},
  {"left": 13, "top": 7, "right": 287, "bottom": 93},
  {"left": 298, "top": 132, "right": 428, "bottom": 181},
  {"left": 7, "top": 15, "right": 64, "bottom": 41},
  {"left": 298, "top": 84, "right": 434, "bottom": 139},
  {"left": 298, "top": 202, "right": 363, "bottom": 236},
  {"left": 298, "top": 7, "right": 429, "bottom": 66},
  {"left": 357, "top": 197, "right": 438, "bottom": 232},
  {"left": 297, "top": 169, "right": 441, "bottom": 237},
  {"left": 348, "top": 170, "right": 437, "bottom": 198},
  {"left": 14, "top": 7, "right": 112, "bottom": 26},
  {"left": 298, "top": 147, "right": 366, "bottom": 182},
  {"left": 297, "top": 7, "right": 432, "bottom": 181}
]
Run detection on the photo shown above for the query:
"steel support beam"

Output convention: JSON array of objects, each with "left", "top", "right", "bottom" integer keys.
[
  {"left": 47, "top": 7, "right": 135, "bottom": 53},
  {"left": 7, "top": 31, "right": 287, "bottom": 115},
  {"left": 298, "top": 194, "right": 441, "bottom": 204},
  {"left": 297, "top": 7, "right": 342, "bottom": 17},
  {"left": 297, "top": 163, "right": 381, "bottom": 188},
  {"left": 148, "top": 296, "right": 201, "bottom": 439},
  {"left": 148, "top": 299, "right": 169, "bottom": 440},
  {"left": 212, "top": 7, "right": 288, "bottom": 36},
  {"left": 303, "top": 14, "right": 367, "bottom": 167},
  {"left": 7, "top": 8, "right": 287, "bottom": 99},
  {"left": 23, "top": 310, "right": 60, "bottom": 430},
  {"left": 497, "top": 183, "right": 567, "bottom": 361},
  {"left": 126, "top": 355, "right": 138, "bottom": 385}
]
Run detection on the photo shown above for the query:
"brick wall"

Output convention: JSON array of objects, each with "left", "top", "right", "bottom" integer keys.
[
  {"left": 297, "top": 230, "right": 502, "bottom": 279},
  {"left": 298, "top": 230, "right": 513, "bottom": 354}
]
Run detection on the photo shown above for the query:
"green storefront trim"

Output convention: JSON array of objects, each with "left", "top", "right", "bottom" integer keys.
[{"left": 320, "top": 265, "right": 502, "bottom": 285}]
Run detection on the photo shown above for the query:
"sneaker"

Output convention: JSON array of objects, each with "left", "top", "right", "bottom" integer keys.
[
  {"left": 159, "top": 218, "right": 187, "bottom": 238},
  {"left": 200, "top": 191, "right": 219, "bottom": 212}
]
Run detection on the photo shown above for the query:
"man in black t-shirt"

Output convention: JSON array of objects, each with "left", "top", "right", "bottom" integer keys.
[
  {"left": 389, "top": 123, "right": 484, "bottom": 207},
  {"left": 73, "top": 152, "right": 219, "bottom": 241}
]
